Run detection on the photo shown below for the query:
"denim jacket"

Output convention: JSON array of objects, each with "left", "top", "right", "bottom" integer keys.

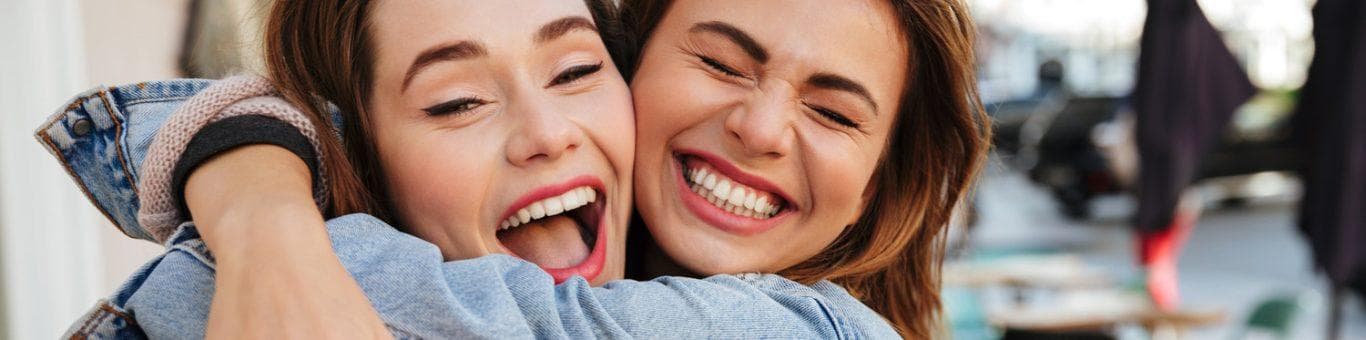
[{"left": 40, "top": 79, "right": 901, "bottom": 339}]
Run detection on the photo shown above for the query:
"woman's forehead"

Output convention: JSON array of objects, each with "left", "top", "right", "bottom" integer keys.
[
  {"left": 368, "top": 0, "right": 595, "bottom": 55},
  {"left": 366, "top": 0, "right": 600, "bottom": 89}
]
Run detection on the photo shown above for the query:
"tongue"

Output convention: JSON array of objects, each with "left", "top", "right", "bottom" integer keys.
[{"left": 498, "top": 215, "right": 590, "bottom": 269}]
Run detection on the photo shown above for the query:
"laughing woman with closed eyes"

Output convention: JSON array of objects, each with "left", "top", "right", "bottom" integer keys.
[{"left": 53, "top": 0, "right": 989, "bottom": 338}]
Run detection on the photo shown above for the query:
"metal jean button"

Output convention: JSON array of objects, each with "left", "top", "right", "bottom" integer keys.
[{"left": 73, "top": 118, "right": 93, "bottom": 136}]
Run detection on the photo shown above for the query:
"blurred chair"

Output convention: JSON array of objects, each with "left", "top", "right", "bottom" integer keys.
[
  {"left": 1230, "top": 293, "right": 1308, "bottom": 340},
  {"left": 944, "top": 287, "right": 998, "bottom": 340}
]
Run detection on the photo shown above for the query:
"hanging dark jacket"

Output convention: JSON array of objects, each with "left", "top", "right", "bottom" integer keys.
[
  {"left": 1132, "top": 0, "right": 1256, "bottom": 232},
  {"left": 1293, "top": 0, "right": 1366, "bottom": 292}
]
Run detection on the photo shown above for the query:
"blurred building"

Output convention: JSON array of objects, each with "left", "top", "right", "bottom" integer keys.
[{"left": 971, "top": 0, "right": 1314, "bottom": 103}]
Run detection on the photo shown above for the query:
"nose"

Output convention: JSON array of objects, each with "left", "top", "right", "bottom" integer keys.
[
  {"left": 505, "top": 94, "right": 583, "bottom": 167},
  {"left": 724, "top": 90, "right": 795, "bottom": 159}
]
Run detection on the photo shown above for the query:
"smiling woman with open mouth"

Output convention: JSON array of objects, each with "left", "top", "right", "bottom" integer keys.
[{"left": 49, "top": 0, "right": 991, "bottom": 338}]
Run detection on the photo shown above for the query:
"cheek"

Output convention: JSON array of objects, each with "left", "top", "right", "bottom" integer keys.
[
  {"left": 632, "top": 64, "right": 734, "bottom": 149},
  {"left": 372, "top": 121, "right": 492, "bottom": 229},
  {"left": 579, "top": 82, "right": 637, "bottom": 175},
  {"left": 803, "top": 136, "right": 881, "bottom": 225}
]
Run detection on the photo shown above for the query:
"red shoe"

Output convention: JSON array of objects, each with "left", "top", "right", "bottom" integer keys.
[{"left": 1138, "top": 209, "right": 1197, "bottom": 311}]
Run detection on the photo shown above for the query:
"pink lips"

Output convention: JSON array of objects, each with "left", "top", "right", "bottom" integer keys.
[
  {"left": 495, "top": 175, "right": 608, "bottom": 283},
  {"left": 674, "top": 149, "right": 796, "bottom": 236}
]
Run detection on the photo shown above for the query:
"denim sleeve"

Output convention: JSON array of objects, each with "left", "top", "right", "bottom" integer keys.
[
  {"left": 322, "top": 214, "right": 894, "bottom": 339},
  {"left": 35, "top": 79, "right": 335, "bottom": 242},
  {"left": 110, "top": 214, "right": 893, "bottom": 339},
  {"left": 35, "top": 80, "right": 214, "bottom": 241}
]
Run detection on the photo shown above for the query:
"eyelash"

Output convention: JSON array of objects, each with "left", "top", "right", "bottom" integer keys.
[
  {"left": 808, "top": 104, "right": 860, "bottom": 129},
  {"left": 699, "top": 55, "right": 746, "bottom": 78},
  {"left": 548, "top": 61, "right": 604, "bottom": 87},
  {"left": 422, "top": 61, "right": 604, "bottom": 117},
  {"left": 423, "top": 97, "right": 488, "bottom": 117}
]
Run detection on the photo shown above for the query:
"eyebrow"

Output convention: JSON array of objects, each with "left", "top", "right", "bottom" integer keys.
[
  {"left": 689, "top": 21, "right": 769, "bottom": 63},
  {"left": 401, "top": 16, "right": 598, "bottom": 93},
  {"left": 536, "top": 16, "right": 598, "bottom": 44},
  {"left": 401, "top": 41, "right": 488, "bottom": 92},
  {"left": 807, "top": 73, "right": 879, "bottom": 113}
]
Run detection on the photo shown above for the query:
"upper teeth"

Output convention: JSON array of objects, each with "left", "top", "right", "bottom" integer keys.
[
  {"left": 685, "top": 165, "right": 781, "bottom": 219},
  {"left": 501, "top": 187, "right": 597, "bottom": 230}
]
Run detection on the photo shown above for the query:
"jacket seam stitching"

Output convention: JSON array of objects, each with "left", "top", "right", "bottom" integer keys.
[
  {"left": 122, "top": 96, "right": 197, "bottom": 106},
  {"left": 73, "top": 311, "right": 102, "bottom": 338},
  {"left": 72, "top": 304, "right": 110, "bottom": 339},
  {"left": 99, "top": 90, "right": 139, "bottom": 196},
  {"left": 98, "top": 302, "right": 140, "bottom": 329}
]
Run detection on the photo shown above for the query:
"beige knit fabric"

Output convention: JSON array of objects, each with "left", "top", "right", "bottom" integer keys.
[{"left": 137, "top": 75, "right": 329, "bottom": 243}]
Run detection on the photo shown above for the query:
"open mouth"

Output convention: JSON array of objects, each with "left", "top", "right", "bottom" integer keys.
[
  {"left": 674, "top": 151, "right": 795, "bottom": 235},
  {"left": 495, "top": 178, "right": 607, "bottom": 283}
]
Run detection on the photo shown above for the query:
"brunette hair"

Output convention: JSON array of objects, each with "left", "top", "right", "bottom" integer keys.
[
  {"left": 620, "top": 1, "right": 991, "bottom": 338},
  {"left": 261, "top": 0, "right": 627, "bottom": 224}
]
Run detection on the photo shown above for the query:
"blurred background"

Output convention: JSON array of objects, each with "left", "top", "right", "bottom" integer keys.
[
  {"left": 0, "top": 0, "right": 1358, "bottom": 339},
  {"left": 0, "top": 1, "right": 262, "bottom": 339}
]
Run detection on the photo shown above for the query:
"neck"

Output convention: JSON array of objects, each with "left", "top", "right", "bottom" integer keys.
[{"left": 624, "top": 214, "right": 699, "bottom": 280}]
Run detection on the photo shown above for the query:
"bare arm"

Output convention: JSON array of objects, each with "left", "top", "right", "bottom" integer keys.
[{"left": 185, "top": 145, "right": 390, "bottom": 339}]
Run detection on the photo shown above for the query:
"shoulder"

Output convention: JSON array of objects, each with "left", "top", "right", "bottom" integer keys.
[
  {"left": 597, "top": 273, "right": 898, "bottom": 338},
  {"left": 808, "top": 279, "right": 902, "bottom": 339},
  {"left": 735, "top": 274, "right": 901, "bottom": 339}
]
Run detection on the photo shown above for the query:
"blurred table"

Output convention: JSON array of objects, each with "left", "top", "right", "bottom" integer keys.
[
  {"left": 945, "top": 254, "right": 1112, "bottom": 289},
  {"left": 945, "top": 253, "right": 1226, "bottom": 339}
]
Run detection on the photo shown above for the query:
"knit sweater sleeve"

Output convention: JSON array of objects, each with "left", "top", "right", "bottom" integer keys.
[
  {"left": 169, "top": 115, "right": 321, "bottom": 220},
  {"left": 137, "top": 75, "right": 330, "bottom": 243}
]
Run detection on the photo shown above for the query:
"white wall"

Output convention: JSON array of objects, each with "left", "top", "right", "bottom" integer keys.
[
  {"left": 0, "top": 1, "right": 188, "bottom": 338},
  {"left": 0, "top": 0, "right": 104, "bottom": 338}
]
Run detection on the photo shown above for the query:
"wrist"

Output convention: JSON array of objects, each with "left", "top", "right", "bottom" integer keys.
[
  {"left": 182, "top": 144, "right": 323, "bottom": 261},
  {"left": 203, "top": 204, "right": 332, "bottom": 266}
]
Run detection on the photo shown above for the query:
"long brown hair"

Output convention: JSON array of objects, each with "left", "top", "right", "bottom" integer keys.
[
  {"left": 620, "top": 1, "right": 991, "bottom": 338},
  {"left": 260, "top": 0, "right": 626, "bottom": 225}
]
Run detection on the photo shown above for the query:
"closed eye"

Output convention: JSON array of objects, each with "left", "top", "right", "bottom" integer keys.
[
  {"left": 423, "top": 97, "right": 488, "bottom": 116},
  {"left": 806, "top": 104, "right": 861, "bottom": 129},
  {"left": 547, "top": 62, "right": 603, "bottom": 87},
  {"left": 699, "top": 55, "right": 746, "bottom": 78}
]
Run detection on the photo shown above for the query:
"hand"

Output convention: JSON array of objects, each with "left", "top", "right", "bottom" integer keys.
[{"left": 186, "top": 145, "right": 392, "bottom": 339}]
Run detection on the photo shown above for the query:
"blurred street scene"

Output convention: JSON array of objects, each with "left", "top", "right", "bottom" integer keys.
[
  {"left": 946, "top": 0, "right": 1365, "bottom": 338},
  {"left": 949, "top": 164, "right": 1358, "bottom": 338}
]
